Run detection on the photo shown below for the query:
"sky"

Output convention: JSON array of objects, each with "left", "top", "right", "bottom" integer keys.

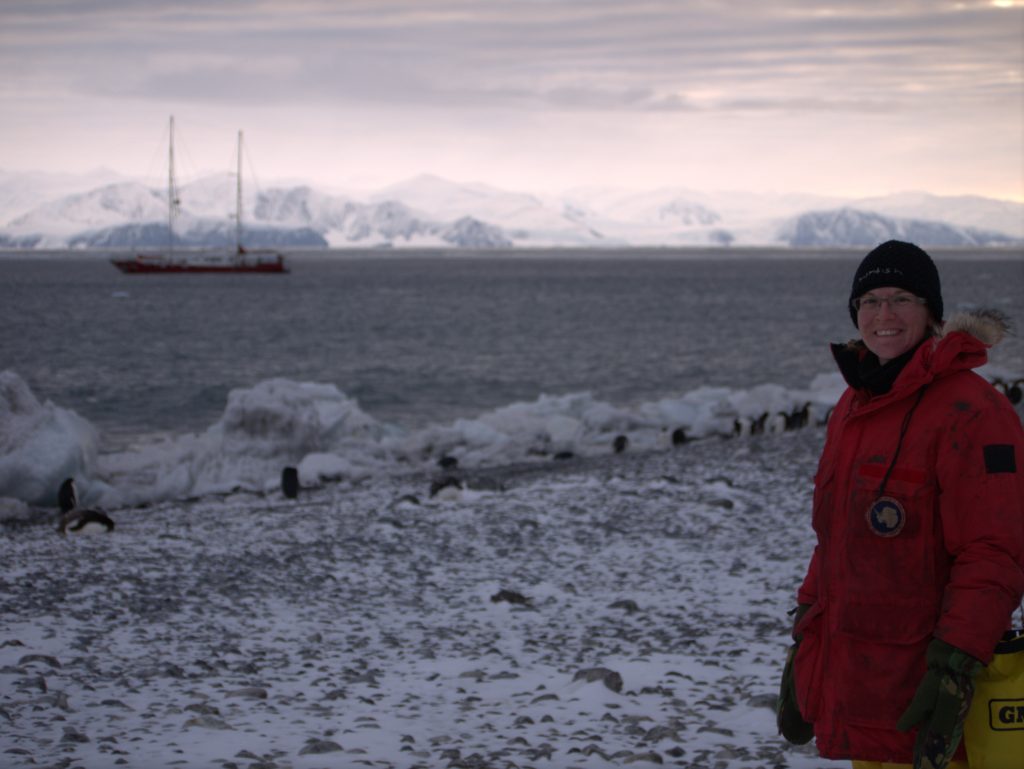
[{"left": 1, "top": 0, "right": 1022, "bottom": 201}]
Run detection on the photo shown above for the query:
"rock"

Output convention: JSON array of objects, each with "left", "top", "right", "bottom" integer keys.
[
  {"left": 696, "top": 725, "right": 735, "bottom": 737},
  {"left": 530, "top": 693, "right": 559, "bottom": 704},
  {"left": 526, "top": 744, "right": 555, "bottom": 760},
  {"left": 747, "top": 692, "right": 778, "bottom": 710},
  {"left": 226, "top": 686, "right": 268, "bottom": 699},
  {"left": 491, "top": 589, "right": 530, "bottom": 605},
  {"left": 575, "top": 744, "right": 610, "bottom": 760},
  {"left": 644, "top": 725, "right": 681, "bottom": 742},
  {"left": 623, "top": 752, "right": 664, "bottom": 764},
  {"left": 184, "top": 703, "right": 220, "bottom": 715},
  {"left": 573, "top": 667, "right": 624, "bottom": 693},
  {"left": 61, "top": 726, "right": 89, "bottom": 743},
  {"left": 609, "top": 599, "right": 640, "bottom": 613},
  {"left": 16, "top": 674, "right": 47, "bottom": 692},
  {"left": 18, "top": 654, "right": 61, "bottom": 668},
  {"left": 99, "top": 699, "right": 132, "bottom": 710},
  {"left": 184, "top": 714, "right": 233, "bottom": 730},
  {"left": 298, "top": 739, "right": 344, "bottom": 755},
  {"left": 40, "top": 692, "right": 72, "bottom": 711}
]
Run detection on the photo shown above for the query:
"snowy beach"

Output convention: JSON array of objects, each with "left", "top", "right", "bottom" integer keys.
[
  {"left": 3, "top": 254, "right": 1023, "bottom": 768},
  {"left": 2, "top": 426, "right": 854, "bottom": 769}
]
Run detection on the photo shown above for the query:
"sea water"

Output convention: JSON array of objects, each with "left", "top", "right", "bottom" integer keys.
[{"left": 1, "top": 249, "right": 1022, "bottom": 447}]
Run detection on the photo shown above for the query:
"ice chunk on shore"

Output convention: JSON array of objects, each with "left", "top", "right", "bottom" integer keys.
[
  {"left": 2, "top": 370, "right": 858, "bottom": 508},
  {"left": 101, "top": 378, "right": 387, "bottom": 505},
  {"left": 0, "top": 370, "right": 99, "bottom": 506}
]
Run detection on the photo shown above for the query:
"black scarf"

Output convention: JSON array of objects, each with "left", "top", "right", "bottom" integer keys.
[{"left": 832, "top": 341, "right": 924, "bottom": 396}]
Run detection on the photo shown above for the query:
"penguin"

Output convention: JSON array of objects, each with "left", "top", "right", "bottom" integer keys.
[
  {"left": 1007, "top": 380, "right": 1023, "bottom": 406},
  {"left": 56, "top": 478, "right": 115, "bottom": 535},
  {"left": 797, "top": 402, "right": 811, "bottom": 429},
  {"left": 57, "top": 477, "right": 77, "bottom": 513},
  {"left": 766, "top": 412, "right": 787, "bottom": 434},
  {"left": 786, "top": 402, "right": 810, "bottom": 430},
  {"left": 612, "top": 435, "right": 628, "bottom": 454},
  {"left": 281, "top": 466, "right": 299, "bottom": 499},
  {"left": 438, "top": 455, "right": 459, "bottom": 470},
  {"left": 750, "top": 413, "right": 768, "bottom": 435},
  {"left": 671, "top": 427, "right": 688, "bottom": 446}
]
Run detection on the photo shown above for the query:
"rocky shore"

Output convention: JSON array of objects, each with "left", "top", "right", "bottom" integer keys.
[{"left": 2, "top": 429, "right": 841, "bottom": 769}]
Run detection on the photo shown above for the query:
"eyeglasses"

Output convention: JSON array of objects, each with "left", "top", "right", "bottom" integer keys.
[{"left": 852, "top": 293, "right": 927, "bottom": 313}]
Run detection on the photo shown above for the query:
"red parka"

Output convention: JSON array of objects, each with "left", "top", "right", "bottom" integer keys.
[{"left": 794, "top": 311, "right": 1024, "bottom": 762}]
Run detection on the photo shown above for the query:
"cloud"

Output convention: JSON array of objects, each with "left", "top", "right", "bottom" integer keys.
[
  {"left": 3, "top": 0, "right": 1020, "bottom": 114},
  {"left": 0, "top": 0, "right": 1020, "bottom": 199}
]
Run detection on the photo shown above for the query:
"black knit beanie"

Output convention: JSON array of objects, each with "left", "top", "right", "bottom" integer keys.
[{"left": 848, "top": 240, "right": 943, "bottom": 327}]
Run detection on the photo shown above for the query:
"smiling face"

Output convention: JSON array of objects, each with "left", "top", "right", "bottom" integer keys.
[{"left": 856, "top": 286, "right": 933, "bottom": 364}]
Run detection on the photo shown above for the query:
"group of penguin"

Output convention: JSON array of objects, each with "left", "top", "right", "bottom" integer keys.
[
  {"left": 69, "top": 380, "right": 1019, "bottom": 519},
  {"left": 733, "top": 401, "right": 816, "bottom": 438}
]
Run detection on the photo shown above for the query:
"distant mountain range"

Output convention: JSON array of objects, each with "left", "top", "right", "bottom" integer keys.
[{"left": 0, "top": 170, "right": 1020, "bottom": 250}]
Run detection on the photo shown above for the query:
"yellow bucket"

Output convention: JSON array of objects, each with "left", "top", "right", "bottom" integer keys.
[{"left": 964, "top": 629, "right": 1024, "bottom": 769}]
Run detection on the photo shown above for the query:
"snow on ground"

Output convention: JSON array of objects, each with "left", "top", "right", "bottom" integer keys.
[{"left": 0, "top": 428, "right": 853, "bottom": 769}]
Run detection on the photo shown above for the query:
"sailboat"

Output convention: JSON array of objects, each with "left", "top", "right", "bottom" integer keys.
[{"left": 111, "top": 117, "right": 289, "bottom": 274}]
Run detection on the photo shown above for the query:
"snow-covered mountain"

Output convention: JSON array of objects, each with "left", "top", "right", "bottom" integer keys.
[
  {"left": 849, "top": 191, "right": 1024, "bottom": 238},
  {"left": 781, "top": 207, "right": 1019, "bottom": 248},
  {"left": 0, "top": 168, "right": 128, "bottom": 225},
  {"left": 0, "top": 169, "right": 1020, "bottom": 250},
  {"left": 254, "top": 185, "right": 513, "bottom": 248}
]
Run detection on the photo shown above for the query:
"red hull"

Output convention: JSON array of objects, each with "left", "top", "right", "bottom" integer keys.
[{"left": 111, "top": 252, "right": 289, "bottom": 274}]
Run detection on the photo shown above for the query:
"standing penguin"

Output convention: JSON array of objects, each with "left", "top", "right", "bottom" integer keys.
[{"left": 56, "top": 478, "right": 115, "bottom": 535}]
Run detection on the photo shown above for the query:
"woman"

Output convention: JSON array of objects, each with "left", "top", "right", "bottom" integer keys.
[{"left": 780, "top": 240, "right": 1024, "bottom": 769}]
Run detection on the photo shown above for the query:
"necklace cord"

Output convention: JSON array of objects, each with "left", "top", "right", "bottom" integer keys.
[{"left": 876, "top": 386, "right": 928, "bottom": 498}]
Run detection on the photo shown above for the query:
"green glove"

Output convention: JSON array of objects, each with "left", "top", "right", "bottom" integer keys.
[
  {"left": 777, "top": 604, "right": 814, "bottom": 745},
  {"left": 896, "top": 638, "right": 982, "bottom": 769},
  {"left": 790, "top": 603, "right": 811, "bottom": 642}
]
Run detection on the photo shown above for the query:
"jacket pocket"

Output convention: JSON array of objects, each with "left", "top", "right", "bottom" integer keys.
[
  {"left": 835, "top": 601, "right": 936, "bottom": 728},
  {"left": 846, "top": 466, "right": 938, "bottom": 594}
]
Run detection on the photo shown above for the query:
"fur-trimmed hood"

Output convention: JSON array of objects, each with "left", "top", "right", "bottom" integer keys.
[{"left": 938, "top": 308, "right": 1012, "bottom": 347}]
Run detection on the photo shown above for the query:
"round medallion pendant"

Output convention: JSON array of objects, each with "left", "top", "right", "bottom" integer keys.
[{"left": 866, "top": 496, "right": 906, "bottom": 537}]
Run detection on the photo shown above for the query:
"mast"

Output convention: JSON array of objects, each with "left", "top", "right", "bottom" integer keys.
[
  {"left": 168, "top": 116, "right": 179, "bottom": 254},
  {"left": 236, "top": 129, "right": 243, "bottom": 255}
]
